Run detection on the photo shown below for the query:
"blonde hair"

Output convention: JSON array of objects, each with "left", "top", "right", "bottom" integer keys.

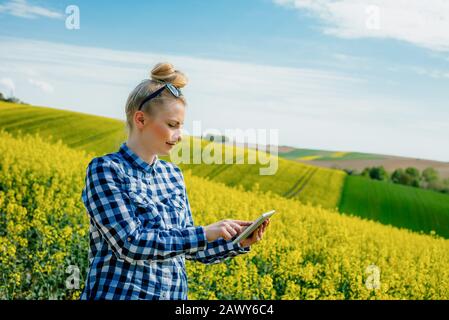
[{"left": 125, "top": 62, "right": 188, "bottom": 132}]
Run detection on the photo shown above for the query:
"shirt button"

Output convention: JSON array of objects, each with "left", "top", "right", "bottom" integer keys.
[{"left": 127, "top": 236, "right": 132, "bottom": 242}]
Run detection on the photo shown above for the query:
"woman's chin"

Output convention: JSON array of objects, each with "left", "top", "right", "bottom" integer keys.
[{"left": 159, "top": 147, "right": 171, "bottom": 156}]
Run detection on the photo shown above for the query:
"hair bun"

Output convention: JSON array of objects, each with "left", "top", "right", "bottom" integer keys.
[{"left": 150, "top": 62, "right": 188, "bottom": 88}]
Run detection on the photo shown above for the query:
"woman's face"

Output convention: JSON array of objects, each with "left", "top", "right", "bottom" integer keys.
[{"left": 133, "top": 100, "right": 185, "bottom": 157}]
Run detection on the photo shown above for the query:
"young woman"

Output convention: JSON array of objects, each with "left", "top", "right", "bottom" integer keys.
[{"left": 80, "top": 62, "right": 270, "bottom": 300}]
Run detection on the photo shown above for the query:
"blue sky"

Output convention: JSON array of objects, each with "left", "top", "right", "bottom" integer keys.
[{"left": 1, "top": 0, "right": 448, "bottom": 161}]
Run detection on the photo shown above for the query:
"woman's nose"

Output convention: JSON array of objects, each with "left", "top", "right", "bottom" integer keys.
[{"left": 174, "top": 130, "right": 182, "bottom": 142}]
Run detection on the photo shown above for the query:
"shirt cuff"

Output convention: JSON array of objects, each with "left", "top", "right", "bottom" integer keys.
[
  {"left": 182, "top": 226, "right": 208, "bottom": 254},
  {"left": 231, "top": 240, "right": 251, "bottom": 253}
]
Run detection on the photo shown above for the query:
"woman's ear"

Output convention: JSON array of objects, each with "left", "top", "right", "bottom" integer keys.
[{"left": 133, "top": 111, "right": 146, "bottom": 129}]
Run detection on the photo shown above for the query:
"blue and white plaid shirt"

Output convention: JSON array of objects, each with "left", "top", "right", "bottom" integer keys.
[{"left": 80, "top": 142, "right": 250, "bottom": 300}]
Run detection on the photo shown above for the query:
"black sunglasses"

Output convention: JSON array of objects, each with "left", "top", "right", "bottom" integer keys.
[{"left": 138, "top": 82, "right": 183, "bottom": 111}]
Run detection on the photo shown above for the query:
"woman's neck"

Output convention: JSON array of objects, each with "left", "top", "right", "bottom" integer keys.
[{"left": 126, "top": 138, "right": 157, "bottom": 165}]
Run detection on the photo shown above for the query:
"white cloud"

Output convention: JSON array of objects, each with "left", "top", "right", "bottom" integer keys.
[
  {"left": 0, "top": 0, "right": 62, "bottom": 19},
  {"left": 28, "top": 78, "right": 54, "bottom": 93},
  {"left": 274, "top": 0, "right": 449, "bottom": 52},
  {"left": 411, "top": 67, "right": 449, "bottom": 79},
  {"left": 0, "top": 77, "right": 15, "bottom": 96},
  {"left": 0, "top": 36, "right": 447, "bottom": 161}
]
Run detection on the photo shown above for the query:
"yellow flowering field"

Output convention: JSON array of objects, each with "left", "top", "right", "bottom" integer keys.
[
  {"left": 1, "top": 131, "right": 449, "bottom": 299},
  {"left": 184, "top": 170, "right": 449, "bottom": 299},
  {"left": 0, "top": 131, "right": 91, "bottom": 299}
]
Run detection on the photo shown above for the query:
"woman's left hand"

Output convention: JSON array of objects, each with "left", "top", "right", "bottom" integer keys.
[{"left": 239, "top": 218, "right": 270, "bottom": 248}]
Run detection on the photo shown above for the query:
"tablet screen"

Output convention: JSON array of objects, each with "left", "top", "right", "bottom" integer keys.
[{"left": 232, "top": 210, "right": 275, "bottom": 245}]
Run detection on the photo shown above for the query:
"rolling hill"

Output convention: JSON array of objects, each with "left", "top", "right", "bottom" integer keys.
[{"left": 340, "top": 175, "right": 449, "bottom": 238}]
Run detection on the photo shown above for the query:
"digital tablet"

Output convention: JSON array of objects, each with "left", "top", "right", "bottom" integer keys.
[{"left": 232, "top": 210, "right": 275, "bottom": 245}]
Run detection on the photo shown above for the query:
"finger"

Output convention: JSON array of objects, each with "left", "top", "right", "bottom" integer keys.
[
  {"left": 254, "top": 227, "right": 262, "bottom": 239},
  {"left": 228, "top": 221, "right": 243, "bottom": 234},
  {"left": 250, "top": 231, "right": 258, "bottom": 241},
  {"left": 222, "top": 228, "right": 233, "bottom": 240},
  {"left": 233, "top": 220, "right": 253, "bottom": 226},
  {"left": 225, "top": 223, "right": 238, "bottom": 237},
  {"left": 264, "top": 220, "right": 270, "bottom": 230},
  {"left": 262, "top": 221, "right": 268, "bottom": 231},
  {"left": 224, "top": 222, "right": 240, "bottom": 236},
  {"left": 251, "top": 229, "right": 257, "bottom": 240},
  {"left": 261, "top": 221, "right": 267, "bottom": 230}
]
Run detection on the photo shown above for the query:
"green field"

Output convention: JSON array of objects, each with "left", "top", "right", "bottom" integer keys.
[
  {"left": 339, "top": 175, "right": 449, "bottom": 238},
  {"left": 0, "top": 101, "right": 127, "bottom": 156}
]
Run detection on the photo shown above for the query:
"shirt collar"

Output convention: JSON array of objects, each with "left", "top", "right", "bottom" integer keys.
[{"left": 119, "top": 142, "right": 159, "bottom": 174}]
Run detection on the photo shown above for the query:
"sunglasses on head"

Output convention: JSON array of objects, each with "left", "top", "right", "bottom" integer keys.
[{"left": 138, "top": 82, "right": 183, "bottom": 111}]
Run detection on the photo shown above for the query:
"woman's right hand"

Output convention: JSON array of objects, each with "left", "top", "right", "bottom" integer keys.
[{"left": 204, "top": 219, "right": 253, "bottom": 242}]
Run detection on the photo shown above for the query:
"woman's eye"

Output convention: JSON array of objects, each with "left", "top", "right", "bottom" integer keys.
[{"left": 168, "top": 123, "right": 176, "bottom": 128}]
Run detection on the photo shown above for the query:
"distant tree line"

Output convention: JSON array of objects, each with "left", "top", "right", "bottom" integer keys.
[
  {"left": 0, "top": 92, "right": 26, "bottom": 104},
  {"left": 344, "top": 166, "right": 449, "bottom": 194}
]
